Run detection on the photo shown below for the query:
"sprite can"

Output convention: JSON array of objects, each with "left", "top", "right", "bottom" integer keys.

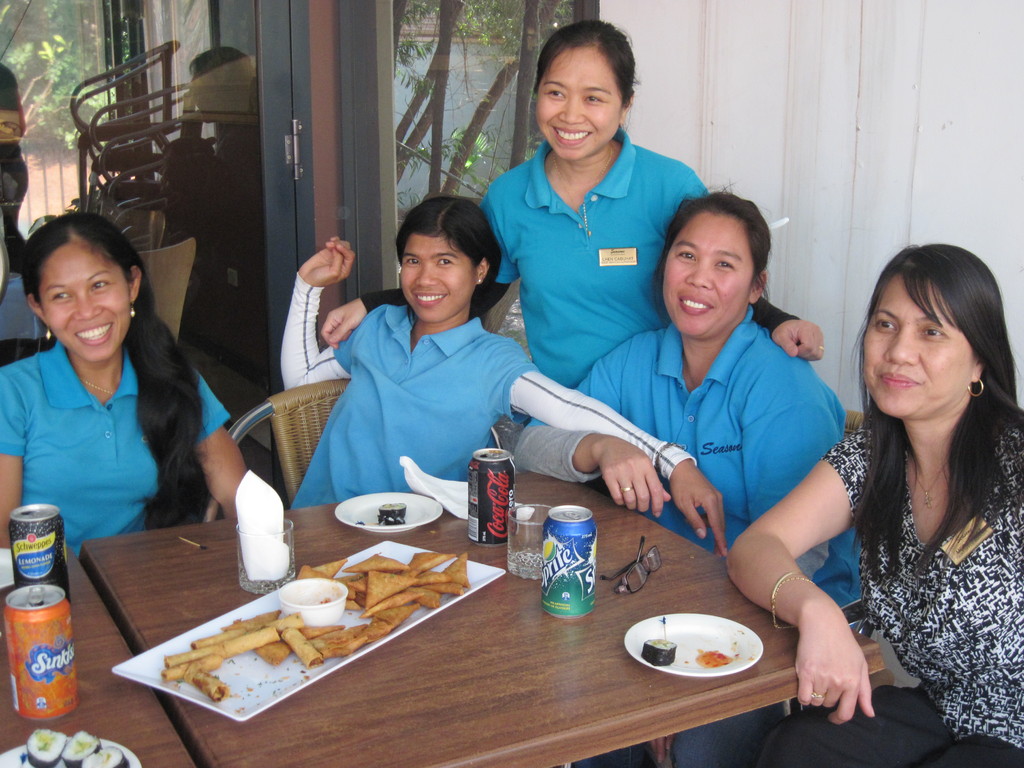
[{"left": 541, "top": 505, "right": 596, "bottom": 617}]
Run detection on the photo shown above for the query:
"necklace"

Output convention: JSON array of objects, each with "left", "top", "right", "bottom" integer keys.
[
  {"left": 552, "top": 146, "right": 615, "bottom": 237},
  {"left": 80, "top": 378, "right": 116, "bottom": 397},
  {"left": 909, "top": 459, "right": 946, "bottom": 509}
]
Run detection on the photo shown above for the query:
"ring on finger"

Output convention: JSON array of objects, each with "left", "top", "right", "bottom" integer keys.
[
  {"left": 620, "top": 485, "right": 633, "bottom": 494},
  {"left": 810, "top": 691, "right": 825, "bottom": 700}
]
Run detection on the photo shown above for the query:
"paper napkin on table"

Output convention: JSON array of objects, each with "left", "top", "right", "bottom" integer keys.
[
  {"left": 235, "top": 471, "right": 290, "bottom": 580},
  {"left": 400, "top": 456, "right": 468, "bottom": 519}
]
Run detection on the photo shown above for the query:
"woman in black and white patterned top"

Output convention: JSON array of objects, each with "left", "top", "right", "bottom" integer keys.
[{"left": 729, "top": 244, "right": 1024, "bottom": 767}]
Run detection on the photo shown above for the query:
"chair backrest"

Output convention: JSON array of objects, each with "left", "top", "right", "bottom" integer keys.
[
  {"left": 229, "top": 379, "right": 349, "bottom": 506},
  {"left": 138, "top": 237, "right": 196, "bottom": 339},
  {"left": 482, "top": 278, "right": 520, "bottom": 334},
  {"left": 845, "top": 409, "right": 864, "bottom": 436}
]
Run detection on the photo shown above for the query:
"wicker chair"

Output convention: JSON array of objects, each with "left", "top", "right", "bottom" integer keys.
[
  {"left": 229, "top": 379, "right": 348, "bottom": 506},
  {"left": 845, "top": 409, "right": 864, "bottom": 436}
]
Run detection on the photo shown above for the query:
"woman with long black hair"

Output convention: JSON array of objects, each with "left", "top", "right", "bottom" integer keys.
[{"left": 0, "top": 213, "right": 247, "bottom": 553}]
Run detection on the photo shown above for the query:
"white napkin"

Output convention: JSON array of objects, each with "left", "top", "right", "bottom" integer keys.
[
  {"left": 235, "top": 471, "right": 290, "bottom": 580},
  {"left": 400, "top": 456, "right": 468, "bottom": 519}
]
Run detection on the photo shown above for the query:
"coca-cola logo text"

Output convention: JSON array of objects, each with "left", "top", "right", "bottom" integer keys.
[{"left": 485, "top": 469, "right": 510, "bottom": 537}]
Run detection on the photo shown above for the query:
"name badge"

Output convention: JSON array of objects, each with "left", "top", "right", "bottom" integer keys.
[{"left": 598, "top": 247, "right": 638, "bottom": 267}]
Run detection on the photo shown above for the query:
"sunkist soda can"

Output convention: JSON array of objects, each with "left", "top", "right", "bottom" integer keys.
[
  {"left": 5, "top": 584, "right": 78, "bottom": 718},
  {"left": 467, "top": 448, "right": 515, "bottom": 545},
  {"left": 9, "top": 504, "right": 71, "bottom": 600},
  {"left": 541, "top": 505, "right": 597, "bottom": 617}
]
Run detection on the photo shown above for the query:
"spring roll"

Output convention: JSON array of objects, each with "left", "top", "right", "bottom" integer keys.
[
  {"left": 220, "top": 610, "right": 281, "bottom": 633},
  {"left": 165, "top": 626, "right": 279, "bottom": 668},
  {"left": 281, "top": 627, "right": 323, "bottom": 669},
  {"left": 162, "top": 653, "right": 223, "bottom": 682},
  {"left": 184, "top": 662, "right": 230, "bottom": 702},
  {"left": 191, "top": 628, "right": 247, "bottom": 650},
  {"left": 254, "top": 641, "right": 293, "bottom": 666}
]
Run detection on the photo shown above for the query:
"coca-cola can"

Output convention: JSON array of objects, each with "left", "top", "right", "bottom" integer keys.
[{"left": 467, "top": 448, "right": 515, "bottom": 545}]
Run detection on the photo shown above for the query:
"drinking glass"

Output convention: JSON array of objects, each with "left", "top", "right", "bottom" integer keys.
[
  {"left": 507, "top": 504, "right": 550, "bottom": 579},
  {"left": 237, "top": 519, "right": 295, "bottom": 594}
]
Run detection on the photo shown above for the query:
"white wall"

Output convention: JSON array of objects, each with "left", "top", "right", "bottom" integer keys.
[{"left": 602, "top": 0, "right": 1024, "bottom": 408}]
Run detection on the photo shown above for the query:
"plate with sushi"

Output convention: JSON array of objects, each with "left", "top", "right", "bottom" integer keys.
[
  {"left": 2, "top": 729, "right": 141, "bottom": 768},
  {"left": 624, "top": 613, "right": 763, "bottom": 677},
  {"left": 334, "top": 493, "right": 443, "bottom": 532}
]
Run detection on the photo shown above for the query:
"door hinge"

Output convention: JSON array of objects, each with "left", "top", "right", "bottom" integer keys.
[{"left": 284, "top": 119, "right": 303, "bottom": 180}]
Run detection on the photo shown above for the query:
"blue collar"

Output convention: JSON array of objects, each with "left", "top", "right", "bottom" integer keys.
[
  {"left": 381, "top": 305, "right": 488, "bottom": 359},
  {"left": 525, "top": 128, "right": 636, "bottom": 211},
  {"left": 657, "top": 305, "right": 759, "bottom": 388},
  {"left": 39, "top": 342, "right": 139, "bottom": 409}
]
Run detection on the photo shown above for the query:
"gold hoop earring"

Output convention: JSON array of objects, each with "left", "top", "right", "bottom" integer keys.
[
  {"left": 130, "top": 303, "right": 136, "bottom": 319},
  {"left": 968, "top": 379, "right": 984, "bottom": 397}
]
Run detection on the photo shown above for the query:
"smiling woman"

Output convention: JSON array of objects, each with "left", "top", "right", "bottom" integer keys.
[{"left": 0, "top": 213, "right": 247, "bottom": 553}]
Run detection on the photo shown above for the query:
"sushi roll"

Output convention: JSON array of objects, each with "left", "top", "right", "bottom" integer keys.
[
  {"left": 377, "top": 502, "right": 407, "bottom": 525},
  {"left": 83, "top": 746, "right": 128, "bottom": 768},
  {"left": 641, "top": 638, "right": 677, "bottom": 666},
  {"left": 62, "top": 731, "right": 101, "bottom": 768},
  {"left": 25, "top": 729, "right": 67, "bottom": 768}
]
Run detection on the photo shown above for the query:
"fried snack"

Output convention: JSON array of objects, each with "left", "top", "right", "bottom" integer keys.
[
  {"left": 419, "top": 581, "right": 465, "bottom": 596},
  {"left": 268, "top": 614, "right": 304, "bottom": 632},
  {"left": 299, "top": 625, "right": 348, "bottom": 640},
  {"left": 297, "top": 564, "right": 325, "bottom": 580},
  {"left": 255, "top": 641, "right": 293, "bottom": 666},
  {"left": 363, "top": 571, "right": 418, "bottom": 609},
  {"left": 413, "top": 571, "right": 451, "bottom": 585},
  {"left": 406, "top": 587, "right": 442, "bottom": 609},
  {"left": 404, "top": 551, "right": 456, "bottom": 575},
  {"left": 161, "top": 653, "right": 223, "bottom": 682},
  {"left": 313, "top": 557, "right": 349, "bottom": 577},
  {"left": 191, "top": 628, "right": 247, "bottom": 650},
  {"left": 164, "top": 626, "right": 280, "bottom": 668},
  {"left": 360, "top": 589, "right": 420, "bottom": 618},
  {"left": 281, "top": 627, "right": 324, "bottom": 669},
  {"left": 371, "top": 603, "right": 420, "bottom": 629},
  {"left": 345, "top": 598, "right": 362, "bottom": 611},
  {"left": 443, "top": 553, "right": 470, "bottom": 588},
  {"left": 184, "top": 662, "right": 230, "bottom": 702},
  {"left": 221, "top": 610, "right": 281, "bottom": 633},
  {"left": 312, "top": 626, "right": 371, "bottom": 659},
  {"left": 343, "top": 554, "right": 409, "bottom": 573}
]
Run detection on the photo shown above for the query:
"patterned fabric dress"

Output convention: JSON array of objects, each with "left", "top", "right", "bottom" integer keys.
[{"left": 824, "top": 427, "right": 1024, "bottom": 749}]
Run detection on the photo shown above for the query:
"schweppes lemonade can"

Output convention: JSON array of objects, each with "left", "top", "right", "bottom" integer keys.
[
  {"left": 541, "top": 505, "right": 596, "bottom": 617},
  {"left": 9, "top": 504, "right": 70, "bottom": 601}
]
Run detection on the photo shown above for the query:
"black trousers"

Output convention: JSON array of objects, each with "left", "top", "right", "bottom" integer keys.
[{"left": 755, "top": 686, "right": 1024, "bottom": 768}]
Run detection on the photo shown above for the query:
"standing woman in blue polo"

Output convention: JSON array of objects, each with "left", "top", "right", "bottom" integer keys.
[
  {"left": 321, "top": 19, "right": 823, "bottom": 389},
  {"left": 0, "top": 213, "right": 247, "bottom": 554}
]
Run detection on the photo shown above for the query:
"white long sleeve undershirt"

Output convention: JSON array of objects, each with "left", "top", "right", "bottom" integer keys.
[{"left": 280, "top": 275, "right": 693, "bottom": 480}]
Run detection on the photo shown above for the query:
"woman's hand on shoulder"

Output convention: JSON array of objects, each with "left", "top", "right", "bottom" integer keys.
[
  {"left": 574, "top": 435, "right": 670, "bottom": 515},
  {"left": 794, "top": 601, "right": 875, "bottom": 724},
  {"left": 772, "top": 318, "right": 825, "bottom": 361},
  {"left": 669, "top": 460, "right": 726, "bottom": 556},
  {"left": 321, "top": 298, "right": 368, "bottom": 348},
  {"left": 298, "top": 237, "right": 356, "bottom": 288}
]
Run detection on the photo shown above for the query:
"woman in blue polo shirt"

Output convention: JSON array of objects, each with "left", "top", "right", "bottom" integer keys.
[
  {"left": 282, "top": 195, "right": 723, "bottom": 530},
  {"left": 516, "top": 192, "right": 859, "bottom": 768},
  {"left": 0, "top": 213, "right": 247, "bottom": 554},
  {"left": 319, "top": 19, "right": 822, "bottom": 389}
]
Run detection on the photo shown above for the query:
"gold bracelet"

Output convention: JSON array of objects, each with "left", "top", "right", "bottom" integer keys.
[{"left": 770, "top": 570, "right": 812, "bottom": 629}]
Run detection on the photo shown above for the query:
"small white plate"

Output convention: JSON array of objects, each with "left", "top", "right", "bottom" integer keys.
[
  {"left": 334, "top": 492, "right": 443, "bottom": 533},
  {"left": 0, "top": 549, "right": 13, "bottom": 589},
  {"left": 624, "top": 613, "right": 763, "bottom": 677},
  {"left": 0, "top": 738, "right": 142, "bottom": 768}
]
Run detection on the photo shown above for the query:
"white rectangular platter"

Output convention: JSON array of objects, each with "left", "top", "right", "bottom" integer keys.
[{"left": 112, "top": 541, "right": 504, "bottom": 721}]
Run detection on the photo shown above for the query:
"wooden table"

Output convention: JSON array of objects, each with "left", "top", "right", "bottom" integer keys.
[
  {"left": 80, "top": 474, "right": 885, "bottom": 768},
  {"left": 0, "top": 553, "right": 196, "bottom": 766}
]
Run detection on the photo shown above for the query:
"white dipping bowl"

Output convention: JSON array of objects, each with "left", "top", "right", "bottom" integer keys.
[{"left": 278, "top": 578, "right": 348, "bottom": 627}]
